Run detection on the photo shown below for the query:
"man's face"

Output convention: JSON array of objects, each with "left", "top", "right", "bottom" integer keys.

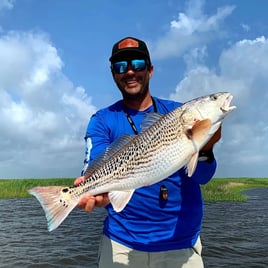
[{"left": 111, "top": 57, "right": 154, "bottom": 100}]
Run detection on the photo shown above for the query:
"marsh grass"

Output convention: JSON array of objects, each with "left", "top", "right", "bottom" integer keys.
[
  {"left": 0, "top": 177, "right": 267, "bottom": 201},
  {"left": 201, "top": 178, "right": 268, "bottom": 201}
]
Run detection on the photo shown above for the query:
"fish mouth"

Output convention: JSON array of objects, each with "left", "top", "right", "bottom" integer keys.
[{"left": 220, "top": 94, "right": 237, "bottom": 113}]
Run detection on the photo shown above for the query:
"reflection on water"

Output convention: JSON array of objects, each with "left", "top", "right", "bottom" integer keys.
[{"left": 0, "top": 188, "right": 267, "bottom": 268}]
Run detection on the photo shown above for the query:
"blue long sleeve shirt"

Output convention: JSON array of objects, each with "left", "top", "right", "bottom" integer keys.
[{"left": 82, "top": 97, "right": 216, "bottom": 252}]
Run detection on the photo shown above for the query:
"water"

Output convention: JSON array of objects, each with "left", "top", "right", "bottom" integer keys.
[
  {"left": 0, "top": 200, "right": 105, "bottom": 268},
  {"left": 0, "top": 188, "right": 267, "bottom": 268},
  {"left": 202, "top": 188, "right": 268, "bottom": 268}
]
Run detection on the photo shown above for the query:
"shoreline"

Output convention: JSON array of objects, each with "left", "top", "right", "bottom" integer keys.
[
  {"left": 0, "top": 177, "right": 267, "bottom": 201},
  {"left": 201, "top": 178, "right": 268, "bottom": 201}
]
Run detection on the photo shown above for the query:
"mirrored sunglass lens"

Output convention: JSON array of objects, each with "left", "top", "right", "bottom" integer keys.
[
  {"left": 113, "top": 59, "right": 146, "bottom": 74},
  {"left": 113, "top": 61, "right": 128, "bottom": 74},
  {"left": 131, "top": 59, "right": 146, "bottom": 71}
]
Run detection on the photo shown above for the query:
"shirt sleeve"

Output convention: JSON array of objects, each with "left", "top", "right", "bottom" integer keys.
[{"left": 81, "top": 112, "right": 111, "bottom": 176}]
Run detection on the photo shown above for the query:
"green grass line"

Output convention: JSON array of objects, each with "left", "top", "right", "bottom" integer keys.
[
  {"left": 201, "top": 178, "right": 268, "bottom": 201},
  {"left": 0, "top": 178, "right": 74, "bottom": 199},
  {"left": 0, "top": 178, "right": 267, "bottom": 201}
]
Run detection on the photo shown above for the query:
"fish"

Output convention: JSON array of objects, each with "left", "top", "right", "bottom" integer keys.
[{"left": 28, "top": 92, "right": 236, "bottom": 231}]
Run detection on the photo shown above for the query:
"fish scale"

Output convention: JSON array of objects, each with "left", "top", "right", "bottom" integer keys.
[{"left": 28, "top": 92, "right": 236, "bottom": 231}]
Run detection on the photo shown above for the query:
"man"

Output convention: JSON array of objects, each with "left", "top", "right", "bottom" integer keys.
[{"left": 74, "top": 37, "right": 221, "bottom": 267}]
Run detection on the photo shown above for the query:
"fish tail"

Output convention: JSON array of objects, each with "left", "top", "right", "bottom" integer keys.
[{"left": 28, "top": 186, "right": 78, "bottom": 232}]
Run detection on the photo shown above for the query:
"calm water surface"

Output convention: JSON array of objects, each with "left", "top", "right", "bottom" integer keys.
[{"left": 0, "top": 188, "right": 267, "bottom": 267}]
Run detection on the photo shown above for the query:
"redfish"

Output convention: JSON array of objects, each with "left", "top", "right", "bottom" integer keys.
[{"left": 29, "top": 92, "right": 236, "bottom": 231}]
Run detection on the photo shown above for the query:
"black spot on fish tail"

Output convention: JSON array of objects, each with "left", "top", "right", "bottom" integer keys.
[
  {"left": 59, "top": 199, "right": 68, "bottom": 207},
  {"left": 62, "top": 188, "right": 69, "bottom": 193}
]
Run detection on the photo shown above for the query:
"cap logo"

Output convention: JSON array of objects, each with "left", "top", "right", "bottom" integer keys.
[{"left": 118, "top": 38, "right": 139, "bottom": 49}]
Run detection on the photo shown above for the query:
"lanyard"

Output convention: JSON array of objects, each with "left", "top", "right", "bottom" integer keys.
[{"left": 123, "top": 98, "right": 157, "bottom": 135}]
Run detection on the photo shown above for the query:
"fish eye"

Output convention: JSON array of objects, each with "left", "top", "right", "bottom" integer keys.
[{"left": 210, "top": 94, "right": 218, "bottom": 101}]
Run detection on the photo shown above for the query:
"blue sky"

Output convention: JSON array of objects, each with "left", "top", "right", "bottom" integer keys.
[{"left": 0, "top": 0, "right": 267, "bottom": 179}]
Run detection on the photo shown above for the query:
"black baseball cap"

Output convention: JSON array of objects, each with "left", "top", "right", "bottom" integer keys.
[{"left": 109, "top": 37, "right": 151, "bottom": 65}]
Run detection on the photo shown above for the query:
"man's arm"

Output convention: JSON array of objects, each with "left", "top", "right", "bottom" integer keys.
[{"left": 74, "top": 112, "right": 111, "bottom": 213}]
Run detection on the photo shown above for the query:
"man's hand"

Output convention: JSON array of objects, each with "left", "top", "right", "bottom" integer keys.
[
  {"left": 201, "top": 125, "right": 222, "bottom": 151},
  {"left": 73, "top": 176, "right": 110, "bottom": 213}
]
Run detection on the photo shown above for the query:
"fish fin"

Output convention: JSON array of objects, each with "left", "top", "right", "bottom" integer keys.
[
  {"left": 84, "top": 135, "right": 135, "bottom": 178},
  {"left": 140, "top": 113, "right": 163, "bottom": 133},
  {"left": 187, "top": 119, "right": 212, "bottom": 143},
  {"left": 108, "top": 190, "right": 135, "bottom": 212},
  {"left": 28, "top": 186, "right": 78, "bottom": 232},
  {"left": 186, "top": 152, "right": 199, "bottom": 177},
  {"left": 185, "top": 120, "right": 212, "bottom": 177},
  {"left": 186, "top": 119, "right": 211, "bottom": 142}
]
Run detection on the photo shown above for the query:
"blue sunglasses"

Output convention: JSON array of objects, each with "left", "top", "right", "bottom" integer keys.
[{"left": 112, "top": 59, "right": 147, "bottom": 74}]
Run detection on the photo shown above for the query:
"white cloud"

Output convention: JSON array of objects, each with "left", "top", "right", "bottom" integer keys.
[
  {"left": 0, "top": 0, "right": 266, "bottom": 180},
  {"left": 169, "top": 36, "right": 268, "bottom": 177},
  {"left": 0, "top": 31, "right": 97, "bottom": 178},
  {"left": 151, "top": 0, "right": 235, "bottom": 59}
]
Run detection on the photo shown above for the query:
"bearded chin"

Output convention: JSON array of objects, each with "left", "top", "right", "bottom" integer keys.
[{"left": 120, "top": 87, "right": 149, "bottom": 101}]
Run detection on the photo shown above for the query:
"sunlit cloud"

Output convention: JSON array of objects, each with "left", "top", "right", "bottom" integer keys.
[
  {"left": 0, "top": 30, "right": 96, "bottom": 178},
  {"left": 169, "top": 36, "right": 268, "bottom": 177},
  {"left": 151, "top": 0, "right": 235, "bottom": 59}
]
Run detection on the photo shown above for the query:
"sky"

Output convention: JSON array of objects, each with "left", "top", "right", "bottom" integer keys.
[{"left": 0, "top": 0, "right": 267, "bottom": 179}]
